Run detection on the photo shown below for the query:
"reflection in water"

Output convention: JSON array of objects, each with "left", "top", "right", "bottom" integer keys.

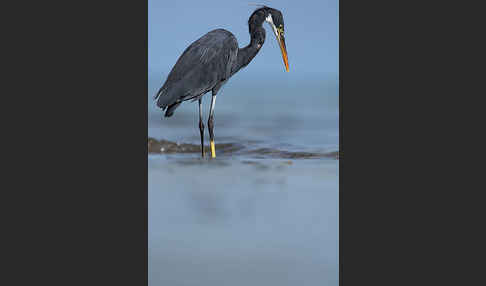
[
  {"left": 149, "top": 156, "right": 339, "bottom": 286},
  {"left": 187, "top": 190, "right": 229, "bottom": 222}
]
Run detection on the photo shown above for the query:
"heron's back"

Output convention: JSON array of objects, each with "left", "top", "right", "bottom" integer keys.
[{"left": 156, "top": 29, "right": 238, "bottom": 117}]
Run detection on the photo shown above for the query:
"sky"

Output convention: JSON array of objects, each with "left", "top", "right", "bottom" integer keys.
[{"left": 148, "top": 0, "right": 339, "bottom": 85}]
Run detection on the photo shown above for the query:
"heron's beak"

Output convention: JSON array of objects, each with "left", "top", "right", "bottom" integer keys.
[{"left": 277, "top": 34, "right": 289, "bottom": 72}]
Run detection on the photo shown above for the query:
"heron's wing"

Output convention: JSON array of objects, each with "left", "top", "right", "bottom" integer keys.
[
  {"left": 157, "top": 29, "right": 238, "bottom": 106},
  {"left": 166, "top": 31, "right": 226, "bottom": 83}
]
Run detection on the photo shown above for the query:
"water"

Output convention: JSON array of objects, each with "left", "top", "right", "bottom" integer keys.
[{"left": 148, "top": 74, "right": 339, "bottom": 286}]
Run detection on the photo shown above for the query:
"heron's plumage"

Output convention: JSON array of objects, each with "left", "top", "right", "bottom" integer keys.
[
  {"left": 155, "top": 6, "right": 285, "bottom": 117},
  {"left": 156, "top": 29, "right": 238, "bottom": 117}
]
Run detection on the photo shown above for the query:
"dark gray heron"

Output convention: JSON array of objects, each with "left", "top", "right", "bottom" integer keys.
[{"left": 155, "top": 6, "right": 288, "bottom": 158}]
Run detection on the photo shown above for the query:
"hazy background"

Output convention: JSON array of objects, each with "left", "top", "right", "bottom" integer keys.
[{"left": 149, "top": 1, "right": 339, "bottom": 286}]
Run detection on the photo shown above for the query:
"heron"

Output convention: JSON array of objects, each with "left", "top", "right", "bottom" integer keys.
[{"left": 154, "top": 6, "right": 288, "bottom": 158}]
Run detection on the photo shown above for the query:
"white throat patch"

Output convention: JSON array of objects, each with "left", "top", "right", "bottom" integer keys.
[{"left": 265, "top": 14, "right": 279, "bottom": 38}]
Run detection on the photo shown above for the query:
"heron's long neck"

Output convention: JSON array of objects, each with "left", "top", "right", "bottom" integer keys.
[{"left": 231, "top": 25, "right": 265, "bottom": 76}]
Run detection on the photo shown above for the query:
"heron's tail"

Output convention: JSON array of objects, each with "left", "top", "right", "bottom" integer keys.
[
  {"left": 154, "top": 86, "right": 166, "bottom": 101},
  {"left": 155, "top": 85, "right": 183, "bottom": 117},
  {"left": 155, "top": 84, "right": 173, "bottom": 110},
  {"left": 164, "top": 102, "right": 181, "bottom": 117}
]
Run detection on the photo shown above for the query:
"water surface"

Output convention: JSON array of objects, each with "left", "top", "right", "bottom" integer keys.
[{"left": 148, "top": 77, "right": 339, "bottom": 286}]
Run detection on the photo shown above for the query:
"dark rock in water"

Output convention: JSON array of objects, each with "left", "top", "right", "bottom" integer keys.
[
  {"left": 148, "top": 137, "right": 244, "bottom": 155},
  {"left": 244, "top": 148, "right": 339, "bottom": 159},
  {"left": 148, "top": 137, "right": 339, "bottom": 160},
  {"left": 148, "top": 137, "right": 197, "bottom": 154}
]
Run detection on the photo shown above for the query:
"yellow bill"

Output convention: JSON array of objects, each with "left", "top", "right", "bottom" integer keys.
[{"left": 278, "top": 35, "right": 289, "bottom": 72}]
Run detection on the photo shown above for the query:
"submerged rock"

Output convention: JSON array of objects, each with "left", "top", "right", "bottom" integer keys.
[
  {"left": 148, "top": 137, "right": 339, "bottom": 160},
  {"left": 148, "top": 137, "right": 244, "bottom": 155}
]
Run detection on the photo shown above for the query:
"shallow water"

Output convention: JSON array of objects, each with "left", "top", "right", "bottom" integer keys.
[
  {"left": 149, "top": 156, "right": 339, "bottom": 286},
  {"left": 148, "top": 76, "right": 339, "bottom": 286}
]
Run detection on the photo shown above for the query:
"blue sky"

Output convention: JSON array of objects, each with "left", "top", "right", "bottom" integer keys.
[{"left": 148, "top": 0, "right": 338, "bottom": 83}]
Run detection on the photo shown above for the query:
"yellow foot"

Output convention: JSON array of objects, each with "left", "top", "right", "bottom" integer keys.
[{"left": 210, "top": 140, "right": 216, "bottom": 158}]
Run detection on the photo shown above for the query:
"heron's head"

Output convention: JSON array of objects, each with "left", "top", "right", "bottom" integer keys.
[
  {"left": 263, "top": 7, "right": 288, "bottom": 72},
  {"left": 250, "top": 6, "right": 289, "bottom": 72}
]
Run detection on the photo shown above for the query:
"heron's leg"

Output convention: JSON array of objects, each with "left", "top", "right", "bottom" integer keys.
[
  {"left": 198, "top": 98, "right": 205, "bottom": 158},
  {"left": 208, "top": 93, "right": 217, "bottom": 158}
]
